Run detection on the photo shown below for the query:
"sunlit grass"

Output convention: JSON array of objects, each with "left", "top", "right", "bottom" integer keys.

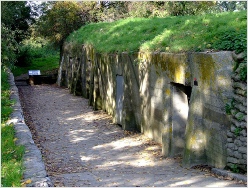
[
  {"left": 67, "top": 11, "right": 246, "bottom": 53},
  {"left": 12, "top": 40, "right": 60, "bottom": 76},
  {"left": 12, "top": 55, "right": 59, "bottom": 76},
  {"left": 1, "top": 69, "right": 25, "bottom": 187}
]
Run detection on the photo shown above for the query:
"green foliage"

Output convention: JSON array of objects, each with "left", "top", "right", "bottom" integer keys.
[
  {"left": 234, "top": 127, "right": 242, "bottom": 136},
  {"left": 1, "top": 69, "right": 25, "bottom": 187},
  {"left": 12, "top": 39, "right": 60, "bottom": 76},
  {"left": 230, "top": 164, "right": 240, "bottom": 173},
  {"left": 1, "top": 124, "right": 25, "bottom": 187},
  {"left": 1, "top": 24, "right": 19, "bottom": 69},
  {"left": 225, "top": 99, "right": 235, "bottom": 115},
  {"left": 67, "top": 11, "right": 247, "bottom": 54},
  {"left": 1, "top": 1, "right": 34, "bottom": 69},
  {"left": 37, "top": 1, "right": 241, "bottom": 48},
  {"left": 237, "top": 113, "right": 244, "bottom": 122},
  {"left": 16, "top": 45, "right": 33, "bottom": 67},
  {"left": 1, "top": 1, "right": 34, "bottom": 43},
  {"left": 37, "top": 1, "right": 85, "bottom": 46},
  {"left": 212, "top": 29, "right": 247, "bottom": 54},
  {"left": 239, "top": 63, "right": 247, "bottom": 81},
  {"left": 165, "top": 1, "right": 216, "bottom": 16},
  {"left": 233, "top": 61, "right": 240, "bottom": 72},
  {"left": 1, "top": 70, "right": 14, "bottom": 122}
]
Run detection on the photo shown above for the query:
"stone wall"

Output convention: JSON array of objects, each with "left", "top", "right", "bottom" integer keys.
[
  {"left": 226, "top": 53, "right": 247, "bottom": 172},
  {"left": 57, "top": 43, "right": 246, "bottom": 171}
]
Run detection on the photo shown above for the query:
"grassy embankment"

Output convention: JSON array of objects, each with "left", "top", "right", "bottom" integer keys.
[
  {"left": 67, "top": 11, "right": 246, "bottom": 54},
  {"left": 1, "top": 70, "right": 25, "bottom": 187}
]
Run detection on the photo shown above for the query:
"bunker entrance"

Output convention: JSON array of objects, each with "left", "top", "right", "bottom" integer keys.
[{"left": 170, "top": 82, "right": 192, "bottom": 157}]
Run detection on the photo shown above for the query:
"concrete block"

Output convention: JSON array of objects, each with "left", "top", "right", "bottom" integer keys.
[
  {"left": 234, "top": 139, "right": 242, "bottom": 147},
  {"left": 227, "top": 157, "right": 238, "bottom": 164},
  {"left": 243, "top": 154, "right": 247, "bottom": 159},
  {"left": 239, "top": 159, "right": 247, "bottom": 164},
  {"left": 227, "top": 143, "right": 235, "bottom": 150},
  {"left": 234, "top": 151, "right": 242, "bottom": 159},
  {"left": 227, "top": 148, "right": 234, "bottom": 157},
  {"left": 230, "top": 125, "right": 237, "bottom": 133},
  {"left": 227, "top": 131, "right": 233, "bottom": 138},
  {"left": 231, "top": 118, "right": 247, "bottom": 128},
  {"left": 235, "top": 112, "right": 245, "bottom": 122},
  {"left": 227, "top": 138, "right": 233, "bottom": 142},
  {"left": 238, "top": 147, "right": 247, "bottom": 154},
  {"left": 234, "top": 145, "right": 239, "bottom": 150},
  {"left": 240, "top": 129, "right": 247, "bottom": 137},
  {"left": 233, "top": 94, "right": 247, "bottom": 107},
  {"left": 233, "top": 81, "right": 247, "bottom": 91}
]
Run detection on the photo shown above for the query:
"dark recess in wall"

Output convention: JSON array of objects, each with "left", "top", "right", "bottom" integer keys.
[{"left": 170, "top": 82, "right": 192, "bottom": 104}]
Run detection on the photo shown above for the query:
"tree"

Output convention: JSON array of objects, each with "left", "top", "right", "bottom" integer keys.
[
  {"left": 1, "top": 1, "right": 34, "bottom": 43},
  {"left": 1, "top": 1, "right": 34, "bottom": 68},
  {"left": 1, "top": 24, "right": 20, "bottom": 69},
  {"left": 164, "top": 1, "right": 216, "bottom": 16},
  {"left": 37, "top": 1, "right": 85, "bottom": 47}
]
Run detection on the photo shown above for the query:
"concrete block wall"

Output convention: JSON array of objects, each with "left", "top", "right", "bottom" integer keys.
[
  {"left": 57, "top": 43, "right": 244, "bottom": 171},
  {"left": 183, "top": 52, "right": 235, "bottom": 169}
]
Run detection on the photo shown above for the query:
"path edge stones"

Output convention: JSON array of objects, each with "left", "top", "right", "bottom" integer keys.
[{"left": 6, "top": 70, "right": 53, "bottom": 187}]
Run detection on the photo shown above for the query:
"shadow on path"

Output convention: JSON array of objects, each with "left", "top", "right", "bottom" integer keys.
[{"left": 17, "top": 84, "right": 244, "bottom": 187}]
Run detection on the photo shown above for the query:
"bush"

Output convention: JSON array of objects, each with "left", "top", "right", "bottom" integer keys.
[
  {"left": 212, "top": 29, "right": 247, "bottom": 54},
  {"left": 12, "top": 37, "right": 60, "bottom": 76},
  {"left": 16, "top": 45, "right": 33, "bottom": 67}
]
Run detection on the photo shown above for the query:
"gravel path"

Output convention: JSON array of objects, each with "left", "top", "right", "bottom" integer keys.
[{"left": 17, "top": 84, "right": 245, "bottom": 187}]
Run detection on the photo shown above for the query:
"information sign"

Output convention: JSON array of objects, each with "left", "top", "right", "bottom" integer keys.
[{"left": 28, "top": 70, "right": 41, "bottom": 75}]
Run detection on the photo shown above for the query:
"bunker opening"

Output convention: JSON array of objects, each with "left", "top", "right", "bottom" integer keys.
[{"left": 169, "top": 82, "right": 192, "bottom": 157}]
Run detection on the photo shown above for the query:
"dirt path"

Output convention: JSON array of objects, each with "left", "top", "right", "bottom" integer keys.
[{"left": 17, "top": 84, "right": 244, "bottom": 187}]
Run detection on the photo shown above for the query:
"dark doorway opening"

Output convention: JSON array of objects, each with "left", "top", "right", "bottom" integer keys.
[
  {"left": 170, "top": 82, "right": 192, "bottom": 104},
  {"left": 169, "top": 82, "right": 192, "bottom": 157}
]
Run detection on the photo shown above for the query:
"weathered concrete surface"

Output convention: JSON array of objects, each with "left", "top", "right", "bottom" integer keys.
[
  {"left": 7, "top": 71, "right": 53, "bottom": 187},
  {"left": 17, "top": 84, "right": 246, "bottom": 187},
  {"left": 58, "top": 44, "right": 237, "bottom": 170}
]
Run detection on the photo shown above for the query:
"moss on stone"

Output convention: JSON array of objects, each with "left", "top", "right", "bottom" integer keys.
[
  {"left": 197, "top": 54, "right": 215, "bottom": 87},
  {"left": 165, "top": 89, "right": 171, "bottom": 96}
]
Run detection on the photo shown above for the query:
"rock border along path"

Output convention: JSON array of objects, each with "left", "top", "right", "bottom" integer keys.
[
  {"left": 11, "top": 72, "right": 246, "bottom": 187},
  {"left": 7, "top": 71, "right": 53, "bottom": 187}
]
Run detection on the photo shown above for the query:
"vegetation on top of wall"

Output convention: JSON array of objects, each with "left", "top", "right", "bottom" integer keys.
[{"left": 66, "top": 11, "right": 246, "bottom": 54}]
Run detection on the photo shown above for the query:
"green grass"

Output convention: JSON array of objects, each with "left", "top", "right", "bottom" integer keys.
[
  {"left": 12, "top": 55, "right": 60, "bottom": 76},
  {"left": 67, "top": 11, "right": 246, "bottom": 54},
  {"left": 1, "top": 69, "right": 25, "bottom": 187},
  {"left": 12, "top": 38, "right": 60, "bottom": 76}
]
